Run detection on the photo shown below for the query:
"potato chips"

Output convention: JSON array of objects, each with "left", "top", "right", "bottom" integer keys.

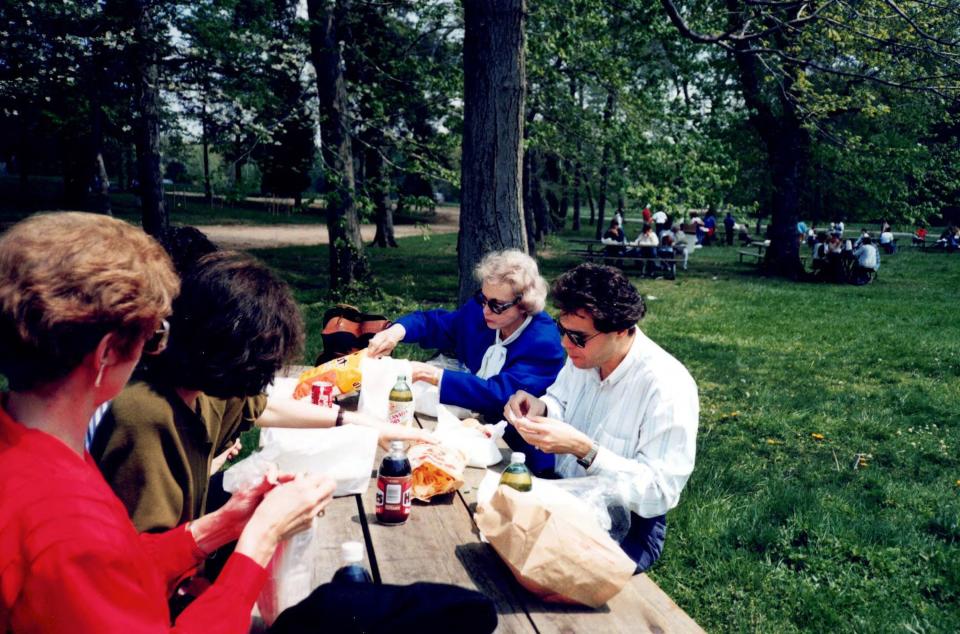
[{"left": 408, "top": 444, "right": 467, "bottom": 501}]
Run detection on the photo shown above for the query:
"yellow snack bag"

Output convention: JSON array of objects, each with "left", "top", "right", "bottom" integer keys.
[{"left": 292, "top": 351, "right": 364, "bottom": 400}]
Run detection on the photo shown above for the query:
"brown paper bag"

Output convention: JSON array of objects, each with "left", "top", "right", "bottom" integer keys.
[{"left": 475, "top": 484, "right": 635, "bottom": 608}]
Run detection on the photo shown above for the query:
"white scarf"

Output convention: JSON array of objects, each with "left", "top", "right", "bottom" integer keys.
[{"left": 476, "top": 315, "right": 533, "bottom": 379}]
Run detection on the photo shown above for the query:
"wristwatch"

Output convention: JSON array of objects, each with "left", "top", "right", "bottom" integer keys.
[{"left": 577, "top": 441, "right": 600, "bottom": 469}]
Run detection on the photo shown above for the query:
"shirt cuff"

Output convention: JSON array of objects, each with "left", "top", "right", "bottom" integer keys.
[{"left": 435, "top": 368, "right": 444, "bottom": 390}]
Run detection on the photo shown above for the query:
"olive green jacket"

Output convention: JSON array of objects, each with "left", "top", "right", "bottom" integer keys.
[{"left": 91, "top": 381, "right": 265, "bottom": 532}]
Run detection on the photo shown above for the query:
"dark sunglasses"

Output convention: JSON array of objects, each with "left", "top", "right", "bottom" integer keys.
[
  {"left": 555, "top": 319, "right": 601, "bottom": 348},
  {"left": 474, "top": 290, "right": 522, "bottom": 315},
  {"left": 143, "top": 319, "right": 170, "bottom": 356}
]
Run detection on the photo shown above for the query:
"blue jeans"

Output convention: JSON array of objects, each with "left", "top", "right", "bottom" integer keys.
[{"left": 621, "top": 513, "right": 667, "bottom": 574}]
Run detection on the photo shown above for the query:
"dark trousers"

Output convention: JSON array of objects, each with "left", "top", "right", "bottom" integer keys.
[{"left": 621, "top": 513, "right": 667, "bottom": 574}]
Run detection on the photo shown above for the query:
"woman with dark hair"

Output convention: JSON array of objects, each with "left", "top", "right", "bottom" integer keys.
[
  {"left": 0, "top": 213, "right": 335, "bottom": 633},
  {"left": 91, "top": 251, "right": 432, "bottom": 534}
]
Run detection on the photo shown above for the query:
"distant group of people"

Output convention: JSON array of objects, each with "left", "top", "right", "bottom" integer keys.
[
  {"left": 602, "top": 217, "right": 689, "bottom": 278},
  {"left": 809, "top": 227, "right": 880, "bottom": 285}
]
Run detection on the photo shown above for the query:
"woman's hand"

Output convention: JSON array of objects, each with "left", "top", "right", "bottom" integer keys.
[
  {"left": 410, "top": 361, "right": 442, "bottom": 385},
  {"left": 210, "top": 438, "right": 242, "bottom": 475},
  {"left": 235, "top": 473, "right": 336, "bottom": 567},
  {"left": 367, "top": 324, "right": 406, "bottom": 358}
]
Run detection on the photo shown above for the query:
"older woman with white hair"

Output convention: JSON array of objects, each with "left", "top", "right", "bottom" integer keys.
[{"left": 368, "top": 249, "right": 565, "bottom": 474}]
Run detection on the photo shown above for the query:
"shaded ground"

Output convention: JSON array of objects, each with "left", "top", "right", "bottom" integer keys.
[{"left": 199, "top": 206, "right": 460, "bottom": 249}]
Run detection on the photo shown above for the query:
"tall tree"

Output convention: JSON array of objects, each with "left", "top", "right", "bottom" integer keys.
[
  {"left": 130, "top": 0, "right": 167, "bottom": 238},
  {"left": 458, "top": 0, "right": 528, "bottom": 305},
  {"left": 308, "top": 0, "right": 369, "bottom": 290}
]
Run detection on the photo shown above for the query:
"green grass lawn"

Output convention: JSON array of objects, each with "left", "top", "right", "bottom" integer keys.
[{"left": 255, "top": 230, "right": 960, "bottom": 633}]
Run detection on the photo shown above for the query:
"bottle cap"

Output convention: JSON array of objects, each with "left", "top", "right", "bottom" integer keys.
[
  {"left": 510, "top": 452, "right": 526, "bottom": 465},
  {"left": 390, "top": 440, "right": 405, "bottom": 453},
  {"left": 396, "top": 375, "right": 407, "bottom": 381},
  {"left": 341, "top": 541, "right": 364, "bottom": 564}
]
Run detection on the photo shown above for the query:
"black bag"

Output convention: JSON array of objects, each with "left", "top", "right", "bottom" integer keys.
[
  {"left": 269, "top": 581, "right": 498, "bottom": 634},
  {"left": 316, "top": 304, "right": 392, "bottom": 365}
]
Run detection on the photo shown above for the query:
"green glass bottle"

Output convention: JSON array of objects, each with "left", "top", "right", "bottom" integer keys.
[{"left": 499, "top": 452, "right": 533, "bottom": 492}]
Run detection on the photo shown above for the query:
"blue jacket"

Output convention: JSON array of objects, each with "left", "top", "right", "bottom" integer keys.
[{"left": 396, "top": 301, "right": 565, "bottom": 421}]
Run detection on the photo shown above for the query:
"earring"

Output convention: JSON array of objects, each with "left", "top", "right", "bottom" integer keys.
[{"left": 94, "top": 363, "right": 106, "bottom": 388}]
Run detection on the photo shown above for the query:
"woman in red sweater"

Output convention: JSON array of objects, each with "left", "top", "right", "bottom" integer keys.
[{"left": 0, "top": 212, "right": 335, "bottom": 634}]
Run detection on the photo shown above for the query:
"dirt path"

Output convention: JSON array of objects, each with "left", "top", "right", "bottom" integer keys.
[{"left": 198, "top": 206, "right": 460, "bottom": 250}]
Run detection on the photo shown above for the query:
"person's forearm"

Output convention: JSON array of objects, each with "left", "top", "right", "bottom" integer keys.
[
  {"left": 188, "top": 507, "right": 245, "bottom": 556},
  {"left": 257, "top": 396, "right": 337, "bottom": 428}
]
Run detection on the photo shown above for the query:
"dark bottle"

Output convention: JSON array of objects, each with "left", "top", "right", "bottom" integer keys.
[
  {"left": 331, "top": 541, "right": 373, "bottom": 583},
  {"left": 376, "top": 440, "right": 412, "bottom": 525}
]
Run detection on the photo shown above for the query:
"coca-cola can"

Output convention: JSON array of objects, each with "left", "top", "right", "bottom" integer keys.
[{"left": 310, "top": 381, "right": 334, "bottom": 407}]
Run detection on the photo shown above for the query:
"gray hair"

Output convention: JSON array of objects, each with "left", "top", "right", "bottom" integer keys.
[{"left": 473, "top": 249, "right": 548, "bottom": 314}]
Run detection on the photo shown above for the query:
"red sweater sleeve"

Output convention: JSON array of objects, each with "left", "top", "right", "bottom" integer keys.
[
  {"left": 139, "top": 525, "right": 207, "bottom": 594},
  {"left": 12, "top": 540, "right": 266, "bottom": 634}
]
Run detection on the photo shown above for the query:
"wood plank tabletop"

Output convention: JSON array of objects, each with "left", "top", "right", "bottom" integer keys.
[{"left": 274, "top": 366, "right": 703, "bottom": 633}]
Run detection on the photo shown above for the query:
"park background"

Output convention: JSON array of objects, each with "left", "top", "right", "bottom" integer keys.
[{"left": 1, "top": 1, "right": 959, "bottom": 631}]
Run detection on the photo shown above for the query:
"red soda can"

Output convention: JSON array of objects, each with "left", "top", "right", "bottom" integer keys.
[
  {"left": 375, "top": 441, "right": 412, "bottom": 525},
  {"left": 311, "top": 381, "right": 334, "bottom": 407}
]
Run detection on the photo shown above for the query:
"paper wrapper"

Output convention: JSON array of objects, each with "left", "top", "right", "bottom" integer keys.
[
  {"left": 408, "top": 443, "right": 466, "bottom": 501},
  {"left": 292, "top": 351, "right": 364, "bottom": 399},
  {"left": 475, "top": 484, "right": 636, "bottom": 608}
]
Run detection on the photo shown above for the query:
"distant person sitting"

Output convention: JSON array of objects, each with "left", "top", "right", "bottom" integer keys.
[
  {"left": 879, "top": 228, "right": 896, "bottom": 254},
  {"left": 657, "top": 232, "right": 677, "bottom": 277},
  {"left": 811, "top": 232, "right": 829, "bottom": 277},
  {"left": 689, "top": 212, "right": 705, "bottom": 245},
  {"left": 854, "top": 228, "right": 870, "bottom": 249},
  {"left": 602, "top": 218, "right": 627, "bottom": 256},
  {"left": 631, "top": 223, "right": 660, "bottom": 277},
  {"left": 738, "top": 223, "right": 752, "bottom": 246},
  {"left": 851, "top": 236, "right": 880, "bottom": 284},
  {"left": 672, "top": 225, "right": 690, "bottom": 270},
  {"left": 723, "top": 212, "right": 736, "bottom": 246},
  {"left": 912, "top": 224, "right": 927, "bottom": 246},
  {"left": 832, "top": 220, "right": 844, "bottom": 237}
]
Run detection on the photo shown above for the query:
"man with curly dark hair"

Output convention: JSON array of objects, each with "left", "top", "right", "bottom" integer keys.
[{"left": 504, "top": 263, "right": 699, "bottom": 573}]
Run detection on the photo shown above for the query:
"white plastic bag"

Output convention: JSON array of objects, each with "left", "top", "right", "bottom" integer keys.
[
  {"left": 432, "top": 405, "right": 505, "bottom": 468},
  {"left": 223, "top": 425, "right": 379, "bottom": 497},
  {"left": 357, "top": 355, "right": 412, "bottom": 420},
  {"left": 257, "top": 518, "right": 324, "bottom": 626}
]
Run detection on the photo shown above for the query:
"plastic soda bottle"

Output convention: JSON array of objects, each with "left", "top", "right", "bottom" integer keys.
[
  {"left": 387, "top": 375, "right": 414, "bottom": 427},
  {"left": 331, "top": 541, "right": 373, "bottom": 583},
  {"left": 499, "top": 452, "right": 533, "bottom": 492},
  {"left": 376, "top": 441, "right": 412, "bottom": 525}
]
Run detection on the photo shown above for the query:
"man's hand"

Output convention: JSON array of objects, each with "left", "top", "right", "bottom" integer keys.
[
  {"left": 511, "top": 415, "right": 593, "bottom": 458},
  {"left": 503, "top": 390, "right": 546, "bottom": 424},
  {"left": 366, "top": 324, "right": 406, "bottom": 358}
]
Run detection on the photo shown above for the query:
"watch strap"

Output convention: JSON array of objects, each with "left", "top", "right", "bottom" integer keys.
[{"left": 577, "top": 441, "right": 600, "bottom": 469}]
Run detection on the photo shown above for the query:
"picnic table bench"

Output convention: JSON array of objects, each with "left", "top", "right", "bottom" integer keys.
[
  {"left": 259, "top": 375, "right": 705, "bottom": 633},
  {"left": 738, "top": 241, "right": 809, "bottom": 266},
  {"left": 568, "top": 238, "right": 686, "bottom": 278}
]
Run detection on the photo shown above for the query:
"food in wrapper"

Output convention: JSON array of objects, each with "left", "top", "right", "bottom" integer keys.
[
  {"left": 408, "top": 443, "right": 467, "bottom": 501},
  {"left": 293, "top": 351, "right": 364, "bottom": 399}
]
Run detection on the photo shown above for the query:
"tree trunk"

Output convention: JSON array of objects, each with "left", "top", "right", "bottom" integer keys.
[
  {"left": 572, "top": 160, "right": 582, "bottom": 230},
  {"left": 201, "top": 101, "right": 212, "bottom": 204},
  {"left": 308, "top": 0, "right": 368, "bottom": 290},
  {"left": 458, "top": 0, "right": 527, "bottom": 305},
  {"left": 366, "top": 132, "right": 397, "bottom": 247},
  {"left": 586, "top": 180, "right": 596, "bottom": 226},
  {"left": 131, "top": 0, "right": 167, "bottom": 238},
  {"left": 594, "top": 89, "right": 616, "bottom": 240}
]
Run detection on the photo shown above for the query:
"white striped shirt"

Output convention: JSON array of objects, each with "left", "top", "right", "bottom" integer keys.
[{"left": 545, "top": 330, "right": 698, "bottom": 518}]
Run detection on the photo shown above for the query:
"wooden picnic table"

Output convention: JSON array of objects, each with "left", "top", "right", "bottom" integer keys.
[{"left": 268, "top": 371, "right": 704, "bottom": 633}]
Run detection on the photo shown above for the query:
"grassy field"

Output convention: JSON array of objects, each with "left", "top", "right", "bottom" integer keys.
[{"left": 255, "top": 229, "right": 959, "bottom": 633}]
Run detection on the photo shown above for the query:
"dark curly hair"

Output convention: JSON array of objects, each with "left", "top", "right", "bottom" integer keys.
[
  {"left": 145, "top": 251, "right": 304, "bottom": 398},
  {"left": 551, "top": 263, "right": 646, "bottom": 333}
]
